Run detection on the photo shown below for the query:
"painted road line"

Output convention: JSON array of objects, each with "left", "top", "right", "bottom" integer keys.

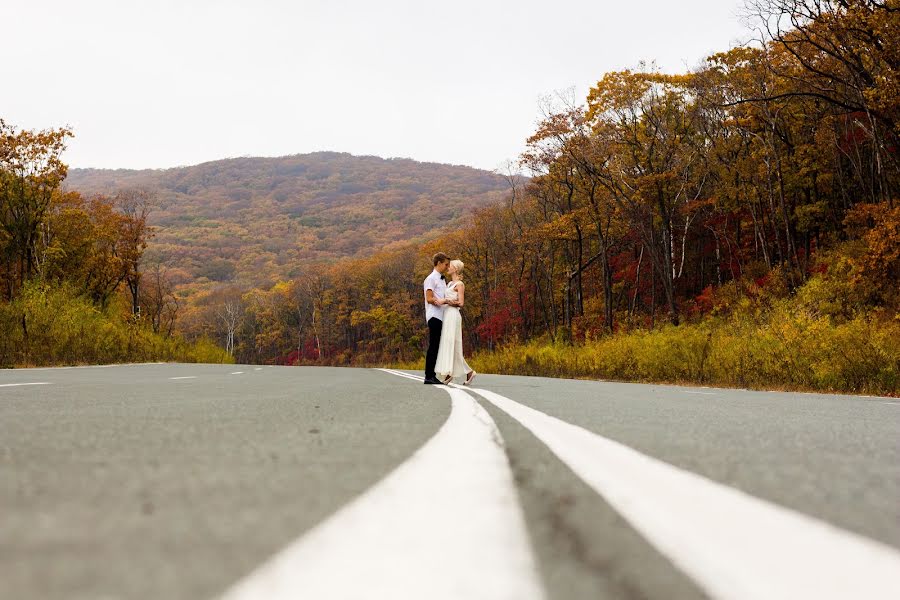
[
  {"left": 230, "top": 372, "right": 244, "bottom": 375},
  {"left": 379, "top": 368, "right": 423, "bottom": 382},
  {"left": 681, "top": 391, "right": 716, "bottom": 395},
  {"left": 464, "top": 385, "right": 900, "bottom": 600},
  {"left": 168, "top": 376, "right": 197, "bottom": 380},
  {"left": 8, "top": 362, "right": 165, "bottom": 371},
  {"left": 0, "top": 382, "right": 52, "bottom": 388},
  {"left": 220, "top": 373, "right": 545, "bottom": 600},
  {"left": 254, "top": 367, "right": 263, "bottom": 371}
]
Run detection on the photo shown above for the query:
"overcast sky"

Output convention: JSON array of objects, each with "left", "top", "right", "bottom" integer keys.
[{"left": 5, "top": 0, "right": 751, "bottom": 172}]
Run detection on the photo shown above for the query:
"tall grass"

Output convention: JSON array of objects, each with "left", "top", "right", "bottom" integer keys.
[
  {"left": 0, "top": 281, "right": 232, "bottom": 367},
  {"left": 466, "top": 312, "right": 897, "bottom": 396}
]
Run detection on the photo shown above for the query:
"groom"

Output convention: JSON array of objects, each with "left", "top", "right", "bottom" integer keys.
[{"left": 423, "top": 252, "right": 457, "bottom": 385}]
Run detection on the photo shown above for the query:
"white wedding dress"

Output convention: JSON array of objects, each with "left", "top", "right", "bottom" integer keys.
[{"left": 435, "top": 281, "right": 472, "bottom": 381}]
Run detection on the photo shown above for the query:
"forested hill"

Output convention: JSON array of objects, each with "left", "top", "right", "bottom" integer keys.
[{"left": 65, "top": 152, "right": 510, "bottom": 286}]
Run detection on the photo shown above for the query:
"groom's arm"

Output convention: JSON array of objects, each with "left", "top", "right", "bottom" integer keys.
[{"left": 425, "top": 289, "right": 444, "bottom": 306}]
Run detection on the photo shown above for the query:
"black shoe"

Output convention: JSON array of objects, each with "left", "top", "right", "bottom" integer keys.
[{"left": 423, "top": 377, "right": 443, "bottom": 385}]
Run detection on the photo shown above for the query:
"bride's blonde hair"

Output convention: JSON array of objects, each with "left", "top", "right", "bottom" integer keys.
[{"left": 450, "top": 259, "right": 464, "bottom": 277}]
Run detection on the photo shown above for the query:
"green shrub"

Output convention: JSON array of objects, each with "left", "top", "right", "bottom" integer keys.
[{"left": 0, "top": 280, "right": 232, "bottom": 367}]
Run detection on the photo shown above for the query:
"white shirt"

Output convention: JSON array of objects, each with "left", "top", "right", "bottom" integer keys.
[{"left": 423, "top": 269, "right": 447, "bottom": 323}]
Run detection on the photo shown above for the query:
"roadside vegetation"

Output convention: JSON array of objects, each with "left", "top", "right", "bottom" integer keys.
[
  {"left": 393, "top": 257, "right": 899, "bottom": 397},
  {"left": 0, "top": 121, "right": 231, "bottom": 367}
]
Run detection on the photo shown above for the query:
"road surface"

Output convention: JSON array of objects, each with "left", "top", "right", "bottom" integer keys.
[{"left": 1, "top": 363, "right": 898, "bottom": 599}]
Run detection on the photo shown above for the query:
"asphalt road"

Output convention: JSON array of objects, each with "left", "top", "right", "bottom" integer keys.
[{"left": 1, "top": 363, "right": 898, "bottom": 599}]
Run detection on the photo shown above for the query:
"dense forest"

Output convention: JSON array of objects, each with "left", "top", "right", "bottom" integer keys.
[
  {"left": 2, "top": 0, "right": 898, "bottom": 393},
  {"left": 195, "top": 0, "right": 898, "bottom": 394}
]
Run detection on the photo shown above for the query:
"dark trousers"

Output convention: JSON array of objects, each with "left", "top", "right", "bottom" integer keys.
[{"left": 425, "top": 317, "right": 443, "bottom": 379}]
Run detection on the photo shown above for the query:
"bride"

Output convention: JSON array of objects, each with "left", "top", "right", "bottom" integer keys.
[{"left": 435, "top": 259, "right": 476, "bottom": 385}]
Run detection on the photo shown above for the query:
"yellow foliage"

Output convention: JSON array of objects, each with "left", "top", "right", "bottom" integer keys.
[
  {"left": 450, "top": 294, "right": 898, "bottom": 396},
  {"left": 0, "top": 281, "right": 232, "bottom": 367}
]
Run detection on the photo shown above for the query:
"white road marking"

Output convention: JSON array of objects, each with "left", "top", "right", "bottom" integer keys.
[
  {"left": 463, "top": 385, "right": 900, "bottom": 600},
  {"left": 9, "top": 362, "right": 165, "bottom": 371},
  {"left": 230, "top": 371, "right": 244, "bottom": 375},
  {"left": 168, "top": 376, "right": 197, "bottom": 380},
  {"left": 254, "top": 367, "right": 263, "bottom": 371},
  {"left": 0, "top": 382, "right": 52, "bottom": 388},
  {"left": 681, "top": 390, "right": 716, "bottom": 395},
  {"left": 379, "top": 368, "right": 422, "bottom": 382},
  {"left": 221, "top": 372, "right": 545, "bottom": 600}
]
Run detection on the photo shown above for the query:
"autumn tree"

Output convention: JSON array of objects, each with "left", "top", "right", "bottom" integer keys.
[
  {"left": 586, "top": 70, "right": 709, "bottom": 325},
  {"left": 140, "top": 262, "right": 179, "bottom": 336},
  {"left": 115, "top": 188, "right": 155, "bottom": 316},
  {"left": 0, "top": 120, "right": 72, "bottom": 298},
  {"left": 744, "top": 0, "right": 900, "bottom": 205},
  {"left": 523, "top": 97, "right": 628, "bottom": 333}
]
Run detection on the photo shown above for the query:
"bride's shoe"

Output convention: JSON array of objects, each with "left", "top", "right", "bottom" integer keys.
[
  {"left": 464, "top": 370, "right": 476, "bottom": 385},
  {"left": 442, "top": 374, "right": 453, "bottom": 384}
]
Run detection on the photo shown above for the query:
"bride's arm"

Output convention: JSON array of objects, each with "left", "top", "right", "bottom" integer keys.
[{"left": 455, "top": 282, "right": 465, "bottom": 308}]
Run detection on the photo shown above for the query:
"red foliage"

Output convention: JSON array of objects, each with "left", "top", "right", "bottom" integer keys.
[
  {"left": 475, "top": 287, "right": 522, "bottom": 344},
  {"left": 693, "top": 285, "right": 716, "bottom": 315},
  {"left": 279, "top": 349, "right": 300, "bottom": 366},
  {"left": 277, "top": 338, "right": 320, "bottom": 365},
  {"left": 836, "top": 112, "right": 873, "bottom": 154},
  {"left": 811, "top": 261, "right": 828, "bottom": 274}
]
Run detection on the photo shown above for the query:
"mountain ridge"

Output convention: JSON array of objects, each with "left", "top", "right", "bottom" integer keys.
[
  {"left": 67, "top": 150, "right": 495, "bottom": 176},
  {"left": 64, "top": 151, "right": 511, "bottom": 292}
]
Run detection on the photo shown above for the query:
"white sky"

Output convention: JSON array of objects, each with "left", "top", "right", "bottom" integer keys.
[{"left": 5, "top": 0, "right": 750, "bottom": 172}]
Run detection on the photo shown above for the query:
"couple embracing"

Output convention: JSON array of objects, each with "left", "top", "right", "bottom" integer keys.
[{"left": 422, "top": 252, "right": 476, "bottom": 386}]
